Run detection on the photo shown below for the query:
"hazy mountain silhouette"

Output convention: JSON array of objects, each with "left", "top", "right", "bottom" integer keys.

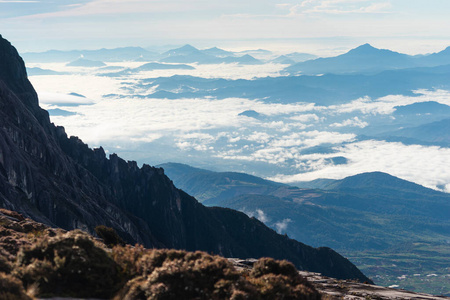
[
  {"left": 284, "top": 52, "right": 318, "bottom": 62},
  {"left": 271, "top": 55, "right": 296, "bottom": 65},
  {"left": 394, "top": 101, "right": 450, "bottom": 115},
  {"left": 26, "top": 67, "right": 66, "bottom": 76},
  {"left": 376, "top": 118, "right": 450, "bottom": 146},
  {"left": 160, "top": 44, "right": 262, "bottom": 65},
  {"left": 284, "top": 43, "right": 450, "bottom": 75},
  {"left": 22, "top": 47, "right": 158, "bottom": 62},
  {"left": 66, "top": 58, "right": 106, "bottom": 67},
  {"left": 201, "top": 47, "right": 235, "bottom": 57}
]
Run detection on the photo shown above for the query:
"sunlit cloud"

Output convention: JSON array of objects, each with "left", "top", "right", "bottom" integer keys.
[{"left": 329, "top": 116, "right": 368, "bottom": 128}]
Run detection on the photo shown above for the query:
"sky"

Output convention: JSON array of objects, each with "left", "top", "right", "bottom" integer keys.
[{"left": 1, "top": 0, "right": 450, "bottom": 54}]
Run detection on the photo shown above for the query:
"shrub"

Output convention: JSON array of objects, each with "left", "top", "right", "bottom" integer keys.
[
  {"left": 0, "top": 253, "right": 11, "bottom": 273},
  {"left": 95, "top": 225, "right": 125, "bottom": 247},
  {"left": 114, "top": 249, "right": 256, "bottom": 300},
  {"left": 0, "top": 272, "right": 32, "bottom": 300},
  {"left": 113, "top": 249, "right": 321, "bottom": 300},
  {"left": 112, "top": 244, "right": 147, "bottom": 278},
  {"left": 13, "top": 230, "right": 122, "bottom": 298},
  {"left": 249, "top": 258, "right": 321, "bottom": 300}
]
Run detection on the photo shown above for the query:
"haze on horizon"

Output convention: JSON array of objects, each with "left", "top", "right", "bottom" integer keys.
[{"left": 1, "top": 0, "right": 450, "bottom": 55}]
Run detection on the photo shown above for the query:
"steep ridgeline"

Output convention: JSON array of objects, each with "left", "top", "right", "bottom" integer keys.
[{"left": 0, "top": 34, "right": 370, "bottom": 282}]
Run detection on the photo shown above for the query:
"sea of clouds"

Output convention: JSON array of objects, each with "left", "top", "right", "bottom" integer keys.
[{"left": 28, "top": 62, "right": 450, "bottom": 193}]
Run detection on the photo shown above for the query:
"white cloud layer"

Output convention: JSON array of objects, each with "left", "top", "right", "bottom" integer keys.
[
  {"left": 269, "top": 140, "right": 450, "bottom": 191},
  {"left": 29, "top": 65, "right": 450, "bottom": 193}
]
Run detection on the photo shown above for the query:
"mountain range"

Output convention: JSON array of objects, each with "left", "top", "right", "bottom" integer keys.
[
  {"left": 160, "top": 44, "right": 263, "bottom": 65},
  {"left": 129, "top": 64, "right": 450, "bottom": 105},
  {"left": 22, "top": 46, "right": 159, "bottom": 63},
  {"left": 66, "top": 58, "right": 106, "bottom": 67},
  {"left": 22, "top": 44, "right": 265, "bottom": 65},
  {"left": 284, "top": 43, "right": 450, "bottom": 75},
  {"left": 0, "top": 34, "right": 371, "bottom": 282}
]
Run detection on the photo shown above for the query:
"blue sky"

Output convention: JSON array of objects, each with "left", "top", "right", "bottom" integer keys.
[{"left": 1, "top": 0, "right": 450, "bottom": 54}]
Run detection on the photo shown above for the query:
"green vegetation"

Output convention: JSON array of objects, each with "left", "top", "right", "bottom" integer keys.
[{"left": 343, "top": 242, "right": 450, "bottom": 296}]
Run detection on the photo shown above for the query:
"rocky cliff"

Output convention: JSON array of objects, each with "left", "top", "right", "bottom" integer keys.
[{"left": 0, "top": 34, "right": 370, "bottom": 282}]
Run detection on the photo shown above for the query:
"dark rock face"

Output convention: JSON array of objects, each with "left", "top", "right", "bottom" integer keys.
[{"left": 0, "top": 34, "right": 370, "bottom": 283}]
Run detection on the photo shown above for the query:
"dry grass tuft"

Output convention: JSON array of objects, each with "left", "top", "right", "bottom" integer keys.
[
  {"left": 0, "top": 272, "right": 32, "bottom": 300},
  {"left": 13, "top": 230, "right": 122, "bottom": 298}
]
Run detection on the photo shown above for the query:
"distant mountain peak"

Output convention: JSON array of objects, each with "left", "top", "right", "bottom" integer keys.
[
  {"left": 162, "top": 44, "right": 203, "bottom": 57},
  {"left": 179, "top": 44, "right": 198, "bottom": 51},
  {"left": 360, "top": 43, "right": 374, "bottom": 48},
  {"left": 327, "top": 171, "right": 435, "bottom": 193},
  {"left": 349, "top": 43, "right": 378, "bottom": 53}
]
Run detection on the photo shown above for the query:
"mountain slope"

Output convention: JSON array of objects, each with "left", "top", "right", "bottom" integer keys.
[
  {"left": 376, "top": 118, "right": 450, "bottom": 146},
  {"left": 158, "top": 162, "right": 285, "bottom": 203},
  {"left": 160, "top": 163, "right": 450, "bottom": 250},
  {"left": 0, "top": 34, "right": 370, "bottom": 282}
]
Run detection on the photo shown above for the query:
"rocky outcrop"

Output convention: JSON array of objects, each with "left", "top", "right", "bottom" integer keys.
[
  {"left": 0, "top": 34, "right": 370, "bottom": 282},
  {"left": 231, "top": 259, "right": 450, "bottom": 300}
]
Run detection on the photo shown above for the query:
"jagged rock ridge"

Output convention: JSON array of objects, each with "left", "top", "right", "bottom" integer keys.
[{"left": 0, "top": 34, "right": 370, "bottom": 282}]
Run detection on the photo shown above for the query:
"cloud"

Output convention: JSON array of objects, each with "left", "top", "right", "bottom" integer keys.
[
  {"left": 38, "top": 92, "right": 94, "bottom": 106},
  {"left": 327, "top": 90, "right": 450, "bottom": 115},
  {"left": 290, "top": 113, "right": 321, "bottom": 122},
  {"left": 29, "top": 63, "right": 450, "bottom": 193},
  {"left": 330, "top": 116, "right": 368, "bottom": 128},
  {"left": 0, "top": 1, "right": 39, "bottom": 2},
  {"left": 131, "top": 63, "right": 288, "bottom": 80},
  {"left": 274, "top": 218, "right": 292, "bottom": 234},
  {"left": 243, "top": 208, "right": 270, "bottom": 223},
  {"left": 246, "top": 132, "right": 272, "bottom": 144},
  {"left": 288, "top": 0, "right": 393, "bottom": 15},
  {"left": 15, "top": 0, "right": 215, "bottom": 19},
  {"left": 269, "top": 140, "right": 450, "bottom": 191},
  {"left": 256, "top": 209, "right": 269, "bottom": 223}
]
